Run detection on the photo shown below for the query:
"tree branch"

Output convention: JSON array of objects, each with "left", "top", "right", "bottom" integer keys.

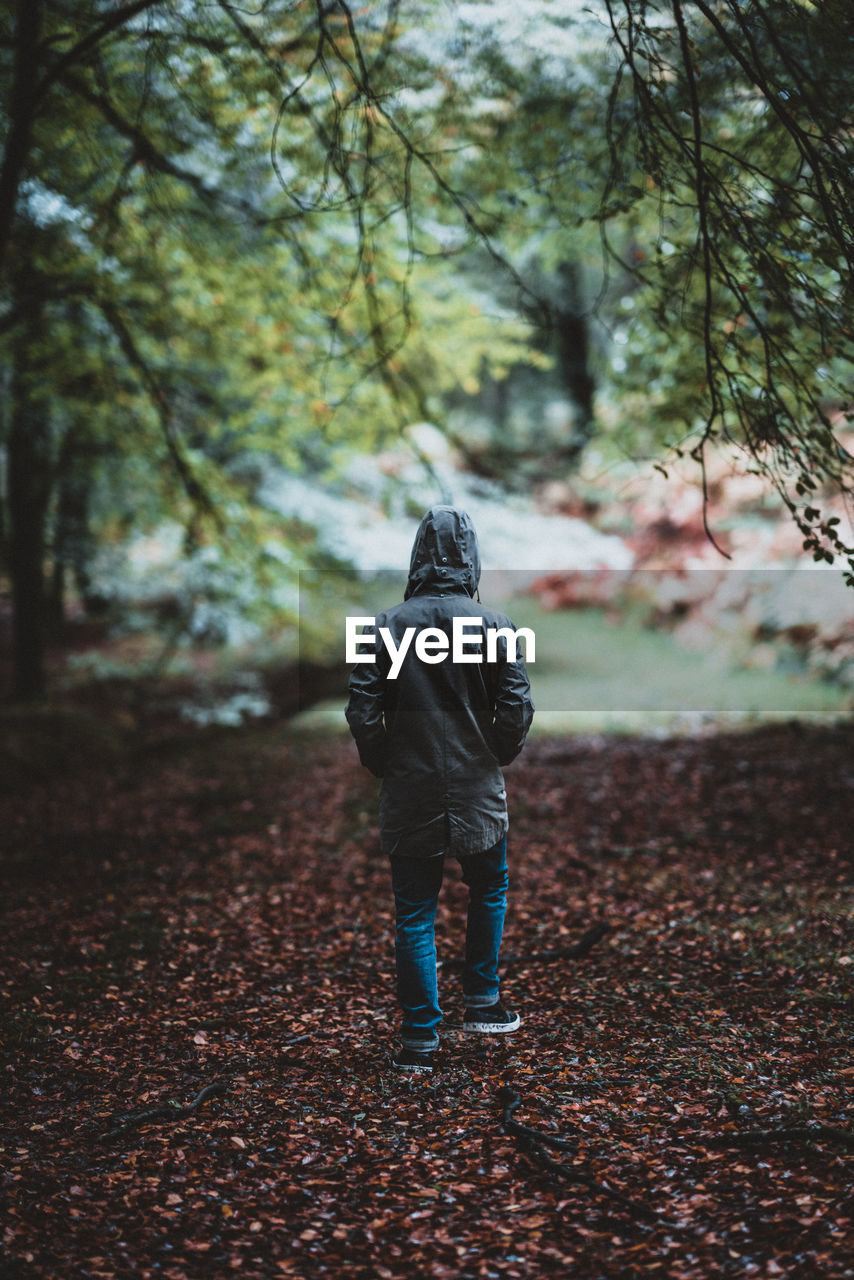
[
  {"left": 59, "top": 69, "right": 261, "bottom": 223},
  {"left": 498, "top": 1086, "right": 676, "bottom": 1227},
  {"left": 323, "top": 0, "right": 551, "bottom": 327},
  {"left": 714, "top": 1124, "right": 854, "bottom": 1150},
  {"left": 102, "top": 1080, "right": 230, "bottom": 1141},
  {"left": 442, "top": 922, "right": 611, "bottom": 972},
  {"left": 97, "top": 299, "right": 220, "bottom": 527},
  {"left": 35, "top": 0, "right": 165, "bottom": 104},
  {"left": 690, "top": 0, "right": 854, "bottom": 272}
]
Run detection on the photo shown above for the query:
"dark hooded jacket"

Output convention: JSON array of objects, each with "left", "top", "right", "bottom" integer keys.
[{"left": 345, "top": 506, "right": 534, "bottom": 858}]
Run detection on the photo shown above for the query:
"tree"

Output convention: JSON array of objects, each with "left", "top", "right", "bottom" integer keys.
[
  {"left": 599, "top": 0, "right": 854, "bottom": 566},
  {"left": 3, "top": 0, "right": 854, "bottom": 701},
  {"left": 428, "top": 0, "right": 854, "bottom": 563},
  {"left": 0, "top": 0, "right": 526, "bottom": 698}
]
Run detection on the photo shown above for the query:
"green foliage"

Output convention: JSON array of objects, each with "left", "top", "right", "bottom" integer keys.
[
  {"left": 0, "top": 0, "right": 539, "bottom": 693},
  {"left": 590, "top": 2, "right": 854, "bottom": 567},
  {"left": 2, "top": 0, "right": 854, "bottom": 700},
  {"left": 370, "top": 1, "right": 854, "bottom": 569},
  {"left": 564, "top": 6, "right": 854, "bottom": 562}
]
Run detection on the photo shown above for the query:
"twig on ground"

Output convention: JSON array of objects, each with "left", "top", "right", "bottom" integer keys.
[
  {"left": 500, "top": 1086, "right": 578, "bottom": 1152},
  {"left": 498, "top": 1085, "right": 676, "bottom": 1227},
  {"left": 443, "top": 923, "right": 611, "bottom": 971},
  {"left": 712, "top": 1124, "right": 854, "bottom": 1150},
  {"left": 103, "top": 1080, "right": 230, "bottom": 1140},
  {"left": 504, "top": 922, "right": 612, "bottom": 967}
]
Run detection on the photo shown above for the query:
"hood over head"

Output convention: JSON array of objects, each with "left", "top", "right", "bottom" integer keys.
[{"left": 404, "top": 506, "right": 482, "bottom": 600}]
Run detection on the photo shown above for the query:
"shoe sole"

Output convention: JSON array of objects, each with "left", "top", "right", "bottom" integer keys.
[
  {"left": 392, "top": 1061, "right": 434, "bottom": 1073},
  {"left": 462, "top": 1014, "right": 521, "bottom": 1034}
]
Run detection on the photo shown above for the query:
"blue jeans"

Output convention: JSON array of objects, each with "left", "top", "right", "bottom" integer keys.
[{"left": 390, "top": 834, "right": 509, "bottom": 1051}]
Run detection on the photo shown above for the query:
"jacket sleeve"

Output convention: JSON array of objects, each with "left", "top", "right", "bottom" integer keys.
[
  {"left": 490, "top": 616, "right": 535, "bottom": 766},
  {"left": 345, "top": 617, "right": 389, "bottom": 777}
]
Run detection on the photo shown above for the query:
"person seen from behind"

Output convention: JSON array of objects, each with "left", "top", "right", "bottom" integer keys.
[{"left": 346, "top": 506, "right": 534, "bottom": 1073}]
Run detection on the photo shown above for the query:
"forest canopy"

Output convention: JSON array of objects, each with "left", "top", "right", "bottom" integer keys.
[{"left": 1, "top": 0, "right": 853, "bottom": 698}]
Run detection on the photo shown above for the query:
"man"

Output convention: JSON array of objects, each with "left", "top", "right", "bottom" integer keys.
[{"left": 346, "top": 505, "right": 534, "bottom": 1073}]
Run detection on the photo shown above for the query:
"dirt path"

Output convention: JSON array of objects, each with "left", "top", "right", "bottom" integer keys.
[{"left": 2, "top": 722, "right": 852, "bottom": 1278}]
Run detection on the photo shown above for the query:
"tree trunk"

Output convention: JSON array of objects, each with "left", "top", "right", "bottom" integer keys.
[
  {"left": 8, "top": 288, "right": 52, "bottom": 702},
  {"left": 0, "top": 0, "right": 44, "bottom": 277},
  {"left": 554, "top": 260, "right": 595, "bottom": 457},
  {"left": 49, "top": 419, "right": 99, "bottom": 629}
]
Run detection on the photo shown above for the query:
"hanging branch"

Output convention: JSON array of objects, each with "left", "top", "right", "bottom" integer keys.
[
  {"left": 59, "top": 69, "right": 266, "bottom": 225},
  {"left": 97, "top": 299, "right": 221, "bottom": 531},
  {"left": 310, "top": 0, "right": 552, "bottom": 327},
  {"left": 602, "top": 0, "right": 854, "bottom": 571},
  {"left": 671, "top": 0, "right": 732, "bottom": 560},
  {"left": 691, "top": 0, "right": 854, "bottom": 273},
  {"left": 35, "top": 0, "right": 165, "bottom": 104}
]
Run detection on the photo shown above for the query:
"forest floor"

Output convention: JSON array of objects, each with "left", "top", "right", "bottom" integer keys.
[{"left": 1, "top": 716, "right": 852, "bottom": 1279}]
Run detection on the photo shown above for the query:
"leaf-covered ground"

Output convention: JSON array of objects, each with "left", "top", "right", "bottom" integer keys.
[{"left": 2, "top": 720, "right": 852, "bottom": 1279}]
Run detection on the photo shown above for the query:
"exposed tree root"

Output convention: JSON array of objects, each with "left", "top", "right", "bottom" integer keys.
[
  {"left": 498, "top": 1085, "right": 677, "bottom": 1227},
  {"left": 504, "top": 922, "right": 612, "bottom": 967},
  {"left": 716, "top": 1124, "right": 854, "bottom": 1150},
  {"left": 103, "top": 1080, "right": 230, "bottom": 1141},
  {"left": 444, "top": 922, "right": 611, "bottom": 972}
]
